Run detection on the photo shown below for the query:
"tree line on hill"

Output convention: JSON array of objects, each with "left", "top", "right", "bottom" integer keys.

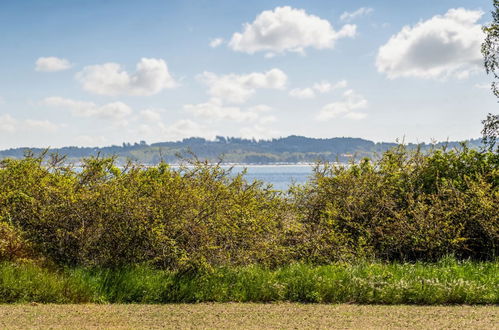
[{"left": 0, "top": 135, "right": 483, "bottom": 164}]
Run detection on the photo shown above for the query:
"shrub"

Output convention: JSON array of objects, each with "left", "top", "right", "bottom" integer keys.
[
  {"left": 0, "top": 222, "right": 32, "bottom": 262},
  {"left": 0, "top": 145, "right": 496, "bottom": 269},
  {"left": 289, "top": 145, "right": 498, "bottom": 262}
]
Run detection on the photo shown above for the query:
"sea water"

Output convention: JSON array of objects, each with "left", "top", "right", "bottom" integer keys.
[{"left": 227, "top": 165, "right": 314, "bottom": 191}]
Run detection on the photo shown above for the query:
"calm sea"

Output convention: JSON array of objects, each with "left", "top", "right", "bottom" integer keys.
[{"left": 227, "top": 165, "right": 314, "bottom": 190}]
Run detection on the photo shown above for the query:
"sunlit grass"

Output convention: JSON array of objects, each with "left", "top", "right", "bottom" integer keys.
[{"left": 1, "top": 258, "right": 497, "bottom": 304}]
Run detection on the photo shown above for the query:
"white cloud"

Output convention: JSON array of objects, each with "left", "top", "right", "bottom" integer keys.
[
  {"left": 25, "top": 119, "right": 59, "bottom": 132},
  {"left": 198, "top": 69, "right": 287, "bottom": 104},
  {"left": 258, "top": 115, "right": 277, "bottom": 125},
  {"left": 316, "top": 89, "right": 368, "bottom": 121},
  {"left": 184, "top": 99, "right": 258, "bottom": 122},
  {"left": 248, "top": 104, "right": 273, "bottom": 113},
  {"left": 289, "top": 88, "right": 316, "bottom": 99},
  {"left": 289, "top": 80, "right": 348, "bottom": 99},
  {"left": 343, "top": 112, "right": 367, "bottom": 120},
  {"left": 0, "top": 115, "right": 60, "bottom": 134},
  {"left": 157, "top": 119, "right": 216, "bottom": 141},
  {"left": 376, "top": 8, "right": 484, "bottom": 79},
  {"left": 0, "top": 114, "right": 17, "bottom": 132},
  {"left": 240, "top": 124, "right": 280, "bottom": 140},
  {"left": 43, "top": 97, "right": 132, "bottom": 121},
  {"left": 35, "top": 57, "right": 72, "bottom": 72},
  {"left": 340, "top": 7, "right": 373, "bottom": 22},
  {"left": 76, "top": 135, "right": 107, "bottom": 146},
  {"left": 184, "top": 98, "right": 274, "bottom": 123},
  {"left": 228, "top": 6, "right": 356, "bottom": 55},
  {"left": 140, "top": 109, "right": 162, "bottom": 122},
  {"left": 76, "top": 58, "right": 177, "bottom": 96},
  {"left": 209, "top": 38, "right": 224, "bottom": 48},
  {"left": 313, "top": 80, "right": 348, "bottom": 93}
]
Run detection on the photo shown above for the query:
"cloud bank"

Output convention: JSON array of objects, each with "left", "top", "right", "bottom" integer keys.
[
  {"left": 229, "top": 6, "right": 356, "bottom": 55},
  {"left": 76, "top": 58, "right": 177, "bottom": 96},
  {"left": 376, "top": 8, "right": 484, "bottom": 79},
  {"left": 317, "top": 89, "right": 368, "bottom": 121},
  {"left": 35, "top": 57, "right": 72, "bottom": 72},
  {"left": 198, "top": 69, "right": 287, "bottom": 104}
]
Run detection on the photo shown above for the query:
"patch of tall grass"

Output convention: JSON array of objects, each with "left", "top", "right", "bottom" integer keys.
[{"left": 0, "top": 258, "right": 497, "bottom": 304}]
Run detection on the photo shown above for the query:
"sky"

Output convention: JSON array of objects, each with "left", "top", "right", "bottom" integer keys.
[{"left": 0, "top": 0, "right": 497, "bottom": 148}]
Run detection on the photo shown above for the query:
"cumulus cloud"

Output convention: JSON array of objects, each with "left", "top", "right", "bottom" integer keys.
[
  {"left": 43, "top": 97, "right": 132, "bottom": 121},
  {"left": 313, "top": 80, "right": 348, "bottom": 93},
  {"left": 340, "top": 7, "right": 373, "bottom": 22},
  {"left": 198, "top": 69, "right": 287, "bottom": 104},
  {"left": 184, "top": 99, "right": 259, "bottom": 122},
  {"left": 0, "top": 115, "right": 60, "bottom": 133},
  {"left": 35, "top": 57, "right": 72, "bottom": 72},
  {"left": 155, "top": 119, "right": 216, "bottom": 141},
  {"left": 25, "top": 119, "right": 59, "bottom": 132},
  {"left": 289, "top": 80, "right": 348, "bottom": 99},
  {"left": 228, "top": 6, "right": 356, "bottom": 55},
  {"left": 184, "top": 99, "right": 276, "bottom": 124},
  {"left": 289, "top": 88, "right": 315, "bottom": 99},
  {"left": 316, "top": 89, "right": 368, "bottom": 121},
  {"left": 376, "top": 8, "right": 484, "bottom": 79},
  {"left": 140, "top": 109, "right": 162, "bottom": 122},
  {"left": 247, "top": 104, "right": 273, "bottom": 113},
  {"left": 76, "top": 135, "right": 107, "bottom": 146},
  {"left": 240, "top": 124, "right": 280, "bottom": 140},
  {"left": 76, "top": 58, "right": 177, "bottom": 96},
  {"left": 0, "top": 114, "right": 17, "bottom": 132},
  {"left": 258, "top": 115, "right": 277, "bottom": 125},
  {"left": 209, "top": 38, "right": 224, "bottom": 48}
]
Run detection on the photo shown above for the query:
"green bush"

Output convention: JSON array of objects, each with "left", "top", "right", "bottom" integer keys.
[
  {"left": 0, "top": 155, "right": 291, "bottom": 270},
  {"left": 0, "top": 222, "right": 32, "bottom": 262},
  {"left": 289, "top": 145, "right": 498, "bottom": 263},
  {"left": 0, "top": 145, "right": 497, "bottom": 269}
]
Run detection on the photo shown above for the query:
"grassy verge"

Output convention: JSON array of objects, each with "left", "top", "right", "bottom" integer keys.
[
  {"left": 0, "top": 304, "right": 497, "bottom": 329},
  {"left": 0, "top": 259, "right": 497, "bottom": 304}
]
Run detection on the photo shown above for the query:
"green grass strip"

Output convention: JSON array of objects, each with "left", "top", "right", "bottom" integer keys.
[{"left": 1, "top": 258, "right": 497, "bottom": 304}]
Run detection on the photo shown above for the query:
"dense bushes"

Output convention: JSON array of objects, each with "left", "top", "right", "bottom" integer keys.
[
  {"left": 0, "top": 145, "right": 497, "bottom": 270},
  {"left": 0, "top": 222, "right": 31, "bottom": 262},
  {"left": 291, "top": 145, "right": 498, "bottom": 263},
  {"left": 0, "top": 155, "right": 290, "bottom": 269}
]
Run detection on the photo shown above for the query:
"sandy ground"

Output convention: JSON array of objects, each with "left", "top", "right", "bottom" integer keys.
[{"left": 0, "top": 303, "right": 497, "bottom": 329}]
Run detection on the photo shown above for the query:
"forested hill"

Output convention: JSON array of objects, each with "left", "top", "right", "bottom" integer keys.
[{"left": 0, "top": 135, "right": 482, "bottom": 164}]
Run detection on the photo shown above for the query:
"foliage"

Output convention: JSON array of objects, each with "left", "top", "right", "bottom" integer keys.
[
  {"left": 289, "top": 145, "right": 499, "bottom": 263},
  {"left": 0, "top": 145, "right": 497, "bottom": 270},
  {"left": 0, "top": 154, "right": 290, "bottom": 270},
  {"left": 482, "top": 113, "right": 499, "bottom": 153},
  {"left": 482, "top": 0, "right": 499, "bottom": 98},
  {"left": 0, "top": 222, "right": 32, "bottom": 263},
  {"left": 481, "top": 1, "right": 499, "bottom": 153}
]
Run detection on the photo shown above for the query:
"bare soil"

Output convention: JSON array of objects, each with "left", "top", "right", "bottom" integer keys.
[{"left": 0, "top": 303, "right": 497, "bottom": 329}]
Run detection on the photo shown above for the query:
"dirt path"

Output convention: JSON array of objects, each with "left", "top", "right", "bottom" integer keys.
[{"left": 0, "top": 303, "right": 497, "bottom": 329}]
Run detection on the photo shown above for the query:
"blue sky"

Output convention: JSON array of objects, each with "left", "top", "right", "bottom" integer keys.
[{"left": 0, "top": 0, "right": 496, "bottom": 148}]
